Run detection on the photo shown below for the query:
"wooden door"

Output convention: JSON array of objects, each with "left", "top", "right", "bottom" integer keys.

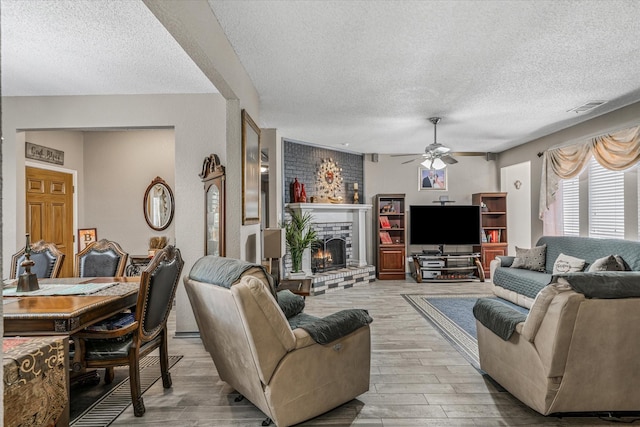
[{"left": 25, "top": 167, "right": 74, "bottom": 277}]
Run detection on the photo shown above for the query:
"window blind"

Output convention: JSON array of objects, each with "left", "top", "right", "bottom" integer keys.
[
  {"left": 561, "top": 177, "right": 579, "bottom": 236},
  {"left": 588, "top": 157, "right": 624, "bottom": 239}
]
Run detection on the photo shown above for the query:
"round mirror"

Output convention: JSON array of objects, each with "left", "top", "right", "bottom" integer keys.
[{"left": 144, "top": 177, "right": 174, "bottom": 231}]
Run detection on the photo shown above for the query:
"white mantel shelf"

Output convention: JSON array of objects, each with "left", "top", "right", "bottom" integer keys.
[
  {"left": 285, "top": 203, "right": 372, "bottom": 271},
  {"left": 286, "top": 203, "right": 372, "bottom": 212}
]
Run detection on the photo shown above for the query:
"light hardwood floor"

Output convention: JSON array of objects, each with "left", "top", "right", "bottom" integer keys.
[{"left": 111, "top": 279, "right": 633, "bottom": 426}]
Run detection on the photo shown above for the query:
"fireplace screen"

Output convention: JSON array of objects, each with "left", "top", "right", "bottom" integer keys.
[{"left": 311, "top": 237, "right": 347, "bottom": 273}]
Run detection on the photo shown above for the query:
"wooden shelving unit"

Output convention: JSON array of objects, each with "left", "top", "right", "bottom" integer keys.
[
  {"left": 374, "top": 194, "right": 406, "bottom": 280},
  {"left": 472, "top": 192, "right": 508, "bottom": 278}
]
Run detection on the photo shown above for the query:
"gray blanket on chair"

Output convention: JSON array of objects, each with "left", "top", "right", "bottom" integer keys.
[
  {"left": 473, "top": 298, "right": 527, "bottom": 341},
  {"left": 288, "top": 309, "right": 373, "bottom": 344},
  {"left": 188, "top": 256, "right": 277, "bottom": 298},
  {"left": 552, "top": 272, "right": 640, "bottom": 299}
]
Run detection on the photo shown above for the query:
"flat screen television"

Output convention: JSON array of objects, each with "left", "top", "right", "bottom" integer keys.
[{"left": 409, "top": 205, "right": 481, "bottom": 250}]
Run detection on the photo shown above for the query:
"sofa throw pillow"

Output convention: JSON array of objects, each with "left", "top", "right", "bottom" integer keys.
[
  {"left": 588, "top": 255, "right": 630, "bottom": 272},
  {"left": 552, "top": 253, "right": 586, "bottom": 274},
  {"left": 277, "top": 290, "right": 305, "bottom": 318},
  {"left": 511, "top": 244, "right": 547, "bottom": 272}
]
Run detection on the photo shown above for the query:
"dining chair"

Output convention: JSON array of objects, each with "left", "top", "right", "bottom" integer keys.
[
  {"left": 10, "top": 240, "right": 65, "bottom": 279},
  {"left": 75, "top": 239, "right": 129, "bottom": 277},
  {"left": 73, "top": 245, "right": 184, "bottom": 417}
]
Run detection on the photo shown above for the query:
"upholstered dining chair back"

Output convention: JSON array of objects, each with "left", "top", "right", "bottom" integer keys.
[
  {"left": 10, "top": 240, "right": 65, "bottom": 279},
  {"left": 137, "top": 246, "right": 184, "bottom": 341},
  {"left": 75, "top": 239, "right": 129, "bottom": 277},
  {"left": 74, "top": 245, "right": 184, "bottom": 417}
]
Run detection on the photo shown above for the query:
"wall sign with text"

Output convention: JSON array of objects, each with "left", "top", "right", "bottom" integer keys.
[{"left": 25, "top": 142, "right": 64, "bottom": 165}]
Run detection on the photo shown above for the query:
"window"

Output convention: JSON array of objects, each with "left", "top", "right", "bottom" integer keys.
[
  {"left": 588, "top": 157, "right": 624, "bottom": 239},
  {"left": 561, "top": 177, "right": 579, "bottom": 236}
]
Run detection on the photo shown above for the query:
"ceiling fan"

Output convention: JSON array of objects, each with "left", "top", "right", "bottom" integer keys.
[{"left": 394, "top": 117, "right": 458, "bottom": 169}]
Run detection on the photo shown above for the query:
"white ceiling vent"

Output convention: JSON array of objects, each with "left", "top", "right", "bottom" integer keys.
[{"left": 567, "top": 100, "right": 608, "bottom": 114}]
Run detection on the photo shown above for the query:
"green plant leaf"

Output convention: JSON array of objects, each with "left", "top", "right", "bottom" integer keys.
[{"left": 283, "top": 210, "right": 318, "bottom": 272}]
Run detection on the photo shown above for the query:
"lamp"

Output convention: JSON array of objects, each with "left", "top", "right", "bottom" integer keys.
[{"left": 263, "top": 228, "right": 285, "bottom": 282}]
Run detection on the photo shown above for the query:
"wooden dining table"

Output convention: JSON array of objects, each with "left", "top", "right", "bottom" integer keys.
[
  {"left": 3, "top": 276, "right": 139, "bottom": 336},
  {"left": 3, "top": 276, "right": 140, "bottom": 427}
]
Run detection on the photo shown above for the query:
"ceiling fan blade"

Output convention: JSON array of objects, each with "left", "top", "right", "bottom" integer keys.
[
  {"left": 442, "top": 155, "right": 458, "bottom": 165},
  {"left": 401, "top": 158, "right": 417, "bottom": 164}
]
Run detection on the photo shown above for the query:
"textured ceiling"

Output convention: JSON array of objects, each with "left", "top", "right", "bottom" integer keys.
[
  {"left": 208, "top": 0, "right": 640, "bottom": 154},
  {"left": 1, "top": 0, "right": 216, "bottom": 96},
  {"left": 4, "top": 1, "right": 640, "bottom": 155}
]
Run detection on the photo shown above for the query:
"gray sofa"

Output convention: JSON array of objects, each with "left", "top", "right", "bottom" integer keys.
[{"left": 490, "top": 236, "right": 640, "bottom": 308}]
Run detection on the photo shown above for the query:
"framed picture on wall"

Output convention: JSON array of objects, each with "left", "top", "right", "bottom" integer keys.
[
  {"left": 78, "top": 228, "right": 97, "bottom": 251},
  {"left": 419, "top": 167, "right": 447, "bottom": 191},
  {"left": 242, "top": 109, "right": 261, "bottom": 224}
]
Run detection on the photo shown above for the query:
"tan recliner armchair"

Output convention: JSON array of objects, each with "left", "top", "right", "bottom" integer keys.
[
  {"left": 184, "top": 256, "right": 371, "bottom": 427},
  {"left": 475, "top": 273, "right": 640, "bottom": 415}
]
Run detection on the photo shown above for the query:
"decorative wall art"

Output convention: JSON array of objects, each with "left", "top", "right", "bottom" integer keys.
[
  {"left": 316, "top": 158, "right": 344, "bottom": 203},
  {"left": 419, "top": 167, "right": 447, "bottom": 191},
  {"left": 242, "top": 110, "right": 261, "bottom": 224}
]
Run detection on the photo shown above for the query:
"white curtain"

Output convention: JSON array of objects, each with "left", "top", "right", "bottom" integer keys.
[{"left": 539, "top": 125, "right": 640, "bottom": 219}]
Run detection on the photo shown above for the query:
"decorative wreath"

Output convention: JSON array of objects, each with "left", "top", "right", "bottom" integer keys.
[{"left": 316, "top": 158, "right": 344, "bottom": 201}]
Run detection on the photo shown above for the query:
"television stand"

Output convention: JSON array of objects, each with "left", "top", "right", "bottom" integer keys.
[{"left": 411, "top": 253, "right": 485, "bottom": 283}]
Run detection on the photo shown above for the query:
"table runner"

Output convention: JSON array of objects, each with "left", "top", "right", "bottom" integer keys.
[{"left": 3, "top": 281, "right": 118, "bottom": 296}]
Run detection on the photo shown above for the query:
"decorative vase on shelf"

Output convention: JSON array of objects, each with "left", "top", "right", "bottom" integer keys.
[
  {"left": 293, "top": 178, "right": 301, "bottom": 203},
  {"left": 300, "top": 184, "right": 307, "bottom": 203}
]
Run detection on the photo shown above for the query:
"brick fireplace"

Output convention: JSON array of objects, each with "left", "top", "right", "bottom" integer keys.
[{"left": 285, "top": 203, "right": 375, "bottom": 295}]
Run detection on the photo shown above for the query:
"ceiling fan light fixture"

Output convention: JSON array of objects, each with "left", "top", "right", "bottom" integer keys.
[
  {"left": 431, "top": 157, "right": 447, "bottom": 170},
  {"left": 420, "top": 159, "right": 432, "bottom": 169}
]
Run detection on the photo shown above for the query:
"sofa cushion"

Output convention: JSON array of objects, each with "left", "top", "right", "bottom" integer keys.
[
  {"left": 277, "top": 290, "right": 305, "bottom": 318},
  {"left": 511, "top": 244, "right": 546, "bottom": 272},
  {"left": 553, "top": 272, "right": 640, "bottom": 299},
  {"left": 587, "top": 255, "right": 629, "bottom": 272},
  {"left": 493, "top": 267, "right": 553, "bottom": 300},
  {"left": 552, "top": 253, "right": 585, "bottom": 274}
]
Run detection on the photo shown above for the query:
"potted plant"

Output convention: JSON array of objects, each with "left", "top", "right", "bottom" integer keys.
[{"left": 283, "top": 210, "right": 317, "bottom": 277}]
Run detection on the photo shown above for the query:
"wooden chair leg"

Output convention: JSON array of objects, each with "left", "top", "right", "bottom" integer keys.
[
  {"left": 129, "top": 353, "right": 145, "bottom": 417},
  {"left": 159, "top": 328, "right": 172, "bottom": 389},
  {"left": 104, "top": 367, "right": 115, "bottom": 384}
]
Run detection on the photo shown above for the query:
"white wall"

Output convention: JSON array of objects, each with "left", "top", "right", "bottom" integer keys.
[
  {"left": 2, "top": 93, "right": 226, "bottom": 334},
  {"left": 365, "top": 154, "right": 499, "bottom": 264},
  {"left": 83, "top": 129, "right": 175, "bottom": 255},
  {"left": 144, "top": 1, "right": 263, "bottom": 275},
  {"left": 501, "top": 162, "right": 531, "bottom": 254},
  {"left": 21, "top": 129, "right": 176, "bottom": 258}
]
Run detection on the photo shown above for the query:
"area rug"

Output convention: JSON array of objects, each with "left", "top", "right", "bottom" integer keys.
[
  {"left": 403, "top": 294, "right": 528, "bottom": 370},
  {"left": 70, "top": 355, "right": 182, "bottom": 427}
]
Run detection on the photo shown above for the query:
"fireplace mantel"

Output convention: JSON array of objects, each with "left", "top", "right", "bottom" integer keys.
[
  {"left": 287, "top": 203, "right": 372, "bottom": 212},
  {"left": 285, "top": 203, "right": 372, "bottom": 272}
]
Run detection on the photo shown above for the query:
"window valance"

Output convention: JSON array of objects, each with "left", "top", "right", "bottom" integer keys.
[{"left": 539, "top": 125, "right": 640, "bottom": 218}]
